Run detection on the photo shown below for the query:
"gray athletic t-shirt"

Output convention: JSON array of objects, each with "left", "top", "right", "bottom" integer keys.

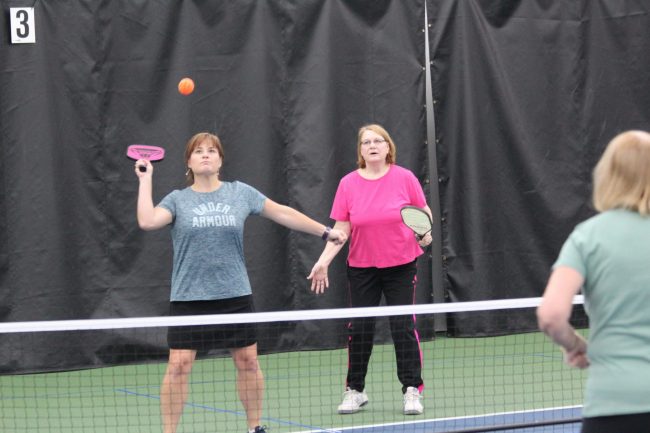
[{"left": 158, "top": 181, "right": 266, "bottom": 301}]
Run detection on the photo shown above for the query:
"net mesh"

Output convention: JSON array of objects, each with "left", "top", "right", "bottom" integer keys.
[{"left": 0, "top": 298, "right": 587, "bottom": 433}]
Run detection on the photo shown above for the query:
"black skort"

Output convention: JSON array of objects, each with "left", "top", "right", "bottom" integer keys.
[{"left": 167, "top": 295, "right": 256, "bottom": 351}]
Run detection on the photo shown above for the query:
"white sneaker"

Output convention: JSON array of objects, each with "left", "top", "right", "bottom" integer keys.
[
  {"left": 337, "top": 388, "right": 368, "bottom": 414},
  {"left": 403, "top": 387, "right": 423, "bottom": 415}
]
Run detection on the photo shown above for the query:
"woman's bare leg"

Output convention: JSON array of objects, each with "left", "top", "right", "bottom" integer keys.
[
  {"left": 161, "top": 349, "right": 197, "bottom": 433},
  {"left": 231, "top": 344, "right": 264, "bottom": 430}
]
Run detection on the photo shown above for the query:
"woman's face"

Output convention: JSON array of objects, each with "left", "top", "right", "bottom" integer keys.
[
  {"left": 188, "top": 139, "right": 222, "bottom": 176},
  {"left": 359, "top": 129, "right": 389, "bottom": 166}
]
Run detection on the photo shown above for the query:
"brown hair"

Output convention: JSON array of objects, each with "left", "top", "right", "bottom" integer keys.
[
  {"left": 593, "top": 130, "right": 650, "bottom": 215},
  {"left": 184, "top": 132, "right": 224, "bottom": 185},
  {"left": 356, "top": 124, "right": 397, "bottom": 169}
]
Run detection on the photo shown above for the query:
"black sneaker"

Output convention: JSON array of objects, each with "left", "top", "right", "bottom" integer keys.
[{"left": 252, "top": 426, "right": 268, "bottom": 433}]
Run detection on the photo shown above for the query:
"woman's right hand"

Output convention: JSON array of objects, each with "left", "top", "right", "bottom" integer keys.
[
  {"left": 134, "top": 159, "right": 152, "bottom": 178},
  {"left": 307, "top": 262, "right": 329, "bottom": 294}
]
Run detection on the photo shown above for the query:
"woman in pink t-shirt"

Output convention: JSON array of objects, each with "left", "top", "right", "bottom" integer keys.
[{"left": 308, "top": 124, "right": 432, "bottom": 416}]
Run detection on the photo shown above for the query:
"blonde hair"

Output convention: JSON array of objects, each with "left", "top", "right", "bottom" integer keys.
[
  {"left": 184, "top": 132, "right": 224, "bottom": 185},
  {"left": 356, "top": 124, "right": 397, "bottom": 169},
  {"left": 593, "top": 130, "right": 650, "bottom": 215}
]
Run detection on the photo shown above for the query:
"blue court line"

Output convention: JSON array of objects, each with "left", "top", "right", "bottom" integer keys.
[
  {"left": 117, "top": 388, "right": 342, "bottom": 432},
  {"left": 118, "top": 384, "right": 581, "bottom": 433},
  {"left": 1, "top": 382, "right": 581, "bottom": 433}
]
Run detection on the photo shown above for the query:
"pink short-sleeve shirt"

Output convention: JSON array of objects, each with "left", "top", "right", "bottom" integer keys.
[{"left": 330, "top": 164, "right": 427, "bottom": 268}]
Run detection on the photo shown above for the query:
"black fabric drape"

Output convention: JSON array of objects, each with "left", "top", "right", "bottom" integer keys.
[
  {"left": 5, "top": 0, "right": 650, "bottom": 372},
  {"left": 0, "top": 0, "right": 427, "bottom": 373},
  {"left": 428, "top": 0, "right": 650, "bottom": 335}
]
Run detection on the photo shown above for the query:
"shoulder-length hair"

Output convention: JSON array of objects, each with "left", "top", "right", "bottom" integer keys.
[
  {"left": 593, "top": 130, "right": 650, "bottom": 215},
  {"left": 356, "top": 124, "right": 397, "bottom": 169},
  {"left": 184, "top": 132, "right": 224, "bottom": 185}
]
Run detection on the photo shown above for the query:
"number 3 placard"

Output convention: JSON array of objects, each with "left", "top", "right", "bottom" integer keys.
[{"left": 10, "top": 8, "right": 36, "bottom": 44}]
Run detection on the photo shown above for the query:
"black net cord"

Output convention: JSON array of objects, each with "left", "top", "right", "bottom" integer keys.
[{"left": 440, "top": 417, "right": 581, "bottom": 433}]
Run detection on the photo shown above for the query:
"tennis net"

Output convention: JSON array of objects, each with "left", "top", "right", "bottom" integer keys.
[{"left": 0, "top": 297, "right": 587, "bottom": 433}]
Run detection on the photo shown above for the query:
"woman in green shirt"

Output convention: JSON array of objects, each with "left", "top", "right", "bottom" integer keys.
[{"left": 537, "top": 130, "right": 650, "bottom": 433}]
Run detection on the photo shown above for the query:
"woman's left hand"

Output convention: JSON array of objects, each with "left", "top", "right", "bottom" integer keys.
[
  {"left": 418, "top": 232, "right": 432, "bottom": 248},
  {"left": 327, "top": 228, "right": 348, "bottom": 245},
  {"left": 562, "top": 333, "right": 590, "bottom": 369}
]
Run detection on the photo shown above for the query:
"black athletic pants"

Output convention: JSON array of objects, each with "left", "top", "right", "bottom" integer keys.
[
  {"left": 581, "top": 412, "right": 650, "bottom": 433},
  {"left": 345, "top": 260, "right": 423, "bottom": 394}
]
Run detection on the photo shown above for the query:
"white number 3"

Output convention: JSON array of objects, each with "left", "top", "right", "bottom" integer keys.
[{"left": 10, "top": 8, "right": 36, "bottom": 44}]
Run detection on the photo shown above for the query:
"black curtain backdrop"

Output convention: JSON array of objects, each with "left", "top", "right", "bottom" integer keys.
[
  {"left": 428, "top": 0, "right": 650, "bottom": 335},
  {"left": 0, "top": 0, "right": 428, "bottom": 372},
  {"left": 3, "top": 0, "right": 650, "bottom": 373}
]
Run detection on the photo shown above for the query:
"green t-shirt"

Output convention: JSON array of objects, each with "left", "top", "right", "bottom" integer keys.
[{"left": 554, "top": 209, "right": 650, "bottom": 417}]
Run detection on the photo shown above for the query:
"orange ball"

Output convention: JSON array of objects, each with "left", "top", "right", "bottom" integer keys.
[{"left": 178, "top": 77, "right": 194, "bottom": 95}]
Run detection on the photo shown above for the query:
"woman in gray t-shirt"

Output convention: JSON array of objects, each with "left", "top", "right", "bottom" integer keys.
[{"left": 134, "top": 132, "right": 347, "bottom": 433}]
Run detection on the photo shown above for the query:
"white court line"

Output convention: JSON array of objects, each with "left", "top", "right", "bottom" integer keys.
[{"left": 289, "top": 405, "right": 583, "bottom": 433}]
